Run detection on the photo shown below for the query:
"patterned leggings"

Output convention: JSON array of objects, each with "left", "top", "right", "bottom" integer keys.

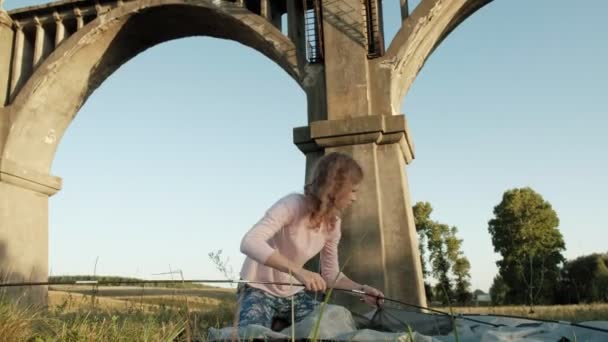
[{"left": 236, "top": 284, "right": 321, "bottom": 328}]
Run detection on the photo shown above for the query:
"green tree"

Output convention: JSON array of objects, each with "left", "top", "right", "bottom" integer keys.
[
  {"left": 489, "top": 274, "right": 508, "bottom": 305},
  {"left": 558, "top": 253, "right": 608, "bottom": 303},
  {"left": 488, "top": 187, "right": 565, "bottom": 305},
  {"left": 445, "top": 226, "right": 472, "bottom": 305},
  {"left": 413, "top": 202, "right": 472, "bottom": 305},
  {"left": 428, "top": 223, "right": 453, "bottom": 304},
  {"left": 413, "top": 202, "right": 435, "bottom": 301},
  {"left": 453, "top": 256, "right": 473, "bottom": 305}
]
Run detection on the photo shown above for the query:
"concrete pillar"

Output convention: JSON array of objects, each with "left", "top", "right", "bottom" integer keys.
[
  {"left": 32, "top": 17, "right": 44, "bottom": 68},
  {"left": 54, "top": 12, "right": 66, "bottom": 47},
  {"left": 260, "top": 0, "right": 271, "bottom": 22},
  {"left": 400, "top": 0, "right": 409, "bottom": 21},
  {"left": 291, "top": 0, "right": 427, "bottom": 310},
  {"left": 8, "top": 19, "right": 33, "bottom": 100},
  {"left": 0, "top": 9, "right": 13, "bottom": 107},
  {"left": 0, "top": 158, "right": 61, "bottom": 307},
  {"left": 95, "top": 2, "right": 104, "bottom": 16},
  {"left": 321, "top": 0, "right": 371, "bottom": 118},
  {"left": 259, "top": 0, "right": 281, "bottom": 31},
  {"left": 1, "top": 12, "right": 56, "bottom": 307},
  {"left": 287, "top": 0, "right": 306, "bottom": 72},
  {"left": 75, "top": 8, "right": 84, "bottom": 30},
  {"left": 268, "top": 1, "right": 283, "bottom": 31},
  {"left": 34, "top": 17, "right": 54, "bottom": 69},
  {"left": 294, "top": 116, "right": 426, "bottom": 312},
  {"left": 9, "top": 22, "right": 23, "bottom": 97}
]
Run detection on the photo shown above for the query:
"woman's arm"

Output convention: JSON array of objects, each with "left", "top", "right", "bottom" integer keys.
[
  {"left": 265, "top": 251, "right": 327, "bottom": 292},
  {"left": 335, "top": 274, "right": 385, "bottom": 306},
  {"left": 240, "top": 194, "right": 327, "bottom": 292},
  {"left": 240, "top": 194, "right": 299, "bottom": 264},
  {"left": 333, "top": 274, "right": 361, "bottom": 290}
]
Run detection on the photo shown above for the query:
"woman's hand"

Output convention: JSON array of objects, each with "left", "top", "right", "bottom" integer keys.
[
  {"left": 359, "top": 285, "right": 385, "bottom": 307},
  {"left": 264, "top": 252, "right": 326, "bottom": 292},
  {"left": 294, "top": 269, "right": 327, "bottom": 292}
]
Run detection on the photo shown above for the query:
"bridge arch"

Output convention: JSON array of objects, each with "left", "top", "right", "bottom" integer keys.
[{"left": 3, "top": 0, "right": 300, "bottom": 177}]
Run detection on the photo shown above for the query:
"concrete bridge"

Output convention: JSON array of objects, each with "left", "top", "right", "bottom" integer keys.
[{"left": 0, "top": 0, "right": 492, "bottom": 309}]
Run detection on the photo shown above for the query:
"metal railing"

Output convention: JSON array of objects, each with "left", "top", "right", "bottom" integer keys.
[{"left": 304, "top": 0, "right": 324, "bottom": 63}]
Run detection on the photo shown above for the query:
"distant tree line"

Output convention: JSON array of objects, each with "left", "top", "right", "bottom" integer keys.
[
  {"left": 415, "top": 186, "right": 607, "bottom": 307},
  {"left": 48, "top": 275, "right": 212, "bottom": 289}
]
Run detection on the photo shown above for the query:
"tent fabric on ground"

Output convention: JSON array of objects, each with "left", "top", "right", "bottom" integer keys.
[{"left": 208, "top": 303, "right": 608, "bottom": 341}]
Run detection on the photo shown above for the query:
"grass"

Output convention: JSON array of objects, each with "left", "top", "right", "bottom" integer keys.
[
  {"left": 1, "top": 287, "right": 237, "bottom": 341},
  {"left": 1, "top": 298, "right": 187, "bottom": 341},
  {"left": 0, "top": 297, "right": 42, "bottom": 340},
  {"left": 2, "top": 287, "right": 608, "bottom": 341}
]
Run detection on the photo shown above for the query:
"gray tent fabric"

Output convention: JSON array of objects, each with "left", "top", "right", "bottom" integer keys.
[
  {"left": 207, "top": 304, "right": 417, "bottom": 341},
  {"left": 359, "top": 304, "right": 453, "bottom": 335},
  {"left": 208, "top": 303, "right": 608, "bottom": 341},
  {"left": 577, "top": 321, "right": 608, "bottom": 330}
]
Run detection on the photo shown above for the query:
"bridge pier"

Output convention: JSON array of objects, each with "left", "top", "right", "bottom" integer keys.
[
  {"left": 295, "top": 115, "right": 426, "bottom": 312},
  {"left": 292, "top": 0, "right": 431, "bottom": 311},
  {"left": 1, "top": 9, "right": 12, "bottom": 107},
  {"left": 0, "top": 158, "right": 60, "bottom": 306}
]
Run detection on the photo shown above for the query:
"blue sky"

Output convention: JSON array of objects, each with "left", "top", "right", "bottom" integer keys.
[{"left": 5, "top": 0, "right": 607, "bottom": 292}]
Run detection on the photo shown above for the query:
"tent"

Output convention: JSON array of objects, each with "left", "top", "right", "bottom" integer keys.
[{"left": 208, "top": 299, "right": 608, "bottom": 341}]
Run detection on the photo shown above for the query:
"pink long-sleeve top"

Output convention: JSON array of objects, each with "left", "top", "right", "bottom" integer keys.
[{"left": 239, "top": 193, "right": 344, "bottom": 297}]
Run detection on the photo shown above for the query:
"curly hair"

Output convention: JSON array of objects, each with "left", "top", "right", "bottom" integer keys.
[{"left": 304, "top": 152, "right": 363, "bottom": 230}]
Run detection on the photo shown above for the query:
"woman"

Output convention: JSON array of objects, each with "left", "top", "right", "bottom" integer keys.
[{"left": 237, "top": 152, "right": 384, "bottom": 328}]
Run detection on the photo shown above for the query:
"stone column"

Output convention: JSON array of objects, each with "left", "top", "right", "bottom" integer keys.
[
  {"left": 294, "top": 115, "right": 426, "bottom": 313},
  {"left": 9, "top": 21, "right": 24, "bottom": 97},
  {"left": 0, "top": 158, "right": 62, "bottom": 306},
  {"left": 54, "top": 12, "right": 66, "bottom": 46},
  {"left": 320, "top": 0, "right": 371, "bottom": 119},
  {"left": 292, "top": 0, "right": 427, "bottom": 311},
  {"left": 0, "top": 9, "right": 13, "bottom": 106},
  {"left": 0, "top": 9, "right": 12, "bottom": 162},
  {"left": 32, "top": 17, "right": 44, "bottom": 69},
  {"left": 260, "top": 0, "right": 271, "bottom": 22},
  {"left": 75, "top": 8, "right": 84, "bottom": 30},
  {"left": 33, "top": 17, "right": 53, "bottom": 70}
]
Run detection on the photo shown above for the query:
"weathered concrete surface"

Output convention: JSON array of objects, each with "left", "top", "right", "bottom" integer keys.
[
  {"left": 293, "top": 0, "right": 430, "bottom": 310},
  {"left": 295, "top": 115, "right": 425, "bottom": 312},
  {"left": 321, "top": 0, "right": 370, "bottom": 119},
  {"left": 0, "top": 157, "right": 60, "bottom": 305},
  {"left": 0, "top": 181, "right": 51, "bottom": 306},
  {"left": 294, "top": 0, "right": 492, "bottom": 310},
  {"left": 0, "top": 10, "right": 12, "bottom": 107},
  {"left": 0, "top": 10, "right": 13, "bottom": 158}
]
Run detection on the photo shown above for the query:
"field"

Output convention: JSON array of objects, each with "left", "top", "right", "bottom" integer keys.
[
  {"left": 1, "top": 286, "right": 237, "bottom": 341},
  {"left": 1, "top": 286, "right": 608, "bottom": 341},
  {"left": 48, "top": 285, "right": 236, "bottom": 312}
]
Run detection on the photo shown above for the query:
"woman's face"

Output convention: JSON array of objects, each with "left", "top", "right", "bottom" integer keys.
[{"left": 335, "top": 182, "right": 360, "bottom": 210}]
